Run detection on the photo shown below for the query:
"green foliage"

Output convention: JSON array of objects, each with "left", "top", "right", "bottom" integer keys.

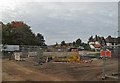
[
  {"left": 2, "top": 21, "right": 46, "bottom": 46},
  {"left": 61, "top": 41, "right": 66, "bottom": 46},
  {"left": 55, "top": 42, "right": 58, "bottom": 46},
  {"left": 36, "top": 33, "right": 45, "bottom": 46},
  {"left": 81, "top": 43, "right": 91, "bottom": 50},
  {"left": 75, "top": 38, "right": 81, "bottom": 47},
  {"left": 73, "top": 38, "right": 82, "bottom": 47},
  {"left": 73, "top": 41, "right": 76, "bottom": 47}
]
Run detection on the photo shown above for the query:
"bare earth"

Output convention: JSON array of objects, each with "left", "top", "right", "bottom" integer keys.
[{"left": 2, "top": 58, "right": 118, "bottom": 81}]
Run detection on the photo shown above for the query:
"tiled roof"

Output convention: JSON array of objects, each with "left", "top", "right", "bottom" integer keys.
[{"left": 105, "top": 36, "right": 119, "bottom": 44}]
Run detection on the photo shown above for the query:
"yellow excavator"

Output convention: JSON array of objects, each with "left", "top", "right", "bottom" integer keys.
[{"left": 67, "top": 52, "right": 80, "bottom": 62}]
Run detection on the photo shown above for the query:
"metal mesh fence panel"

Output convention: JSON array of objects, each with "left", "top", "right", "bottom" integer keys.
[{"left": 101, "top": 45, "right": 119, "bottom": 80}]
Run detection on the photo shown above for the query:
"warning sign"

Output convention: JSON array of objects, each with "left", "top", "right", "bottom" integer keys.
[
  {"left": 105, "top": 49, "right": 111, "bottom": 57},
  {"left": 100, "top": 49, "right": 111, "bottom": 57},
  {"left": 100, "top": 50, "right": 105, "bottom": 57},
  {"left": 14, "top": 52, "right": 21, "bottom": 61}
]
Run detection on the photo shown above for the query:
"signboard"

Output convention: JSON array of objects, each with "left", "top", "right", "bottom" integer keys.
[
  {"left": 100, "top": 49, "right": 111, "bottom": 57},
  {"left": 14, "top": 52, "right": 21, "bottom": 61},
  {"left": 105, "top": 49, "right": 111, "bottom": 57},
  {"left": 100, "top": 50, "right": 105, "bottom": 57}
]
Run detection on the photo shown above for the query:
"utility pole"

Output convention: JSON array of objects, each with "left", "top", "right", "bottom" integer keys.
[
  {"left": 118, "top": 2, "right": 120, "bottom": 80},
  {"left": 118, "top": 3, "right": 120, "bottom": 38},
  {"left": 118, "top": 28, "right": 120, "bottom": 37}
]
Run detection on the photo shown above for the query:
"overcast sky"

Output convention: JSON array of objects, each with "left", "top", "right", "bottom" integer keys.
[{"left": 1, "top": 1, "right": 118, "bottom": 45}]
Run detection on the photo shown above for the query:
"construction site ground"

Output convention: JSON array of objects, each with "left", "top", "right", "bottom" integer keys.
[{"left": 2, "top": 57, "right": 118, "bottom": 81}]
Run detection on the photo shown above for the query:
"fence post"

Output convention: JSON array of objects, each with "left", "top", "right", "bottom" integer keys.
[
  {"left": 37, "top": 47, "right": 44, "bottom": 65},
  {"left": 102, "top": 46, "right": 106, "bottom": 79},
  {"left": 118, "top": 45, "right": 120, "bottom": 80}
]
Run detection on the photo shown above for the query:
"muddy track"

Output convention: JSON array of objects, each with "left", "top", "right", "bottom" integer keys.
[
  {"left": 2, "top": 58, "right": 118, "bottom": 81},
  {"left": 2, "top": 60, "right": 64, "bottom": 81}
]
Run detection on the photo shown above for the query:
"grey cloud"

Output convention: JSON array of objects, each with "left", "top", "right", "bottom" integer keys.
[{"left": 2, "top": 2, "right": 118, "bottom": 45}]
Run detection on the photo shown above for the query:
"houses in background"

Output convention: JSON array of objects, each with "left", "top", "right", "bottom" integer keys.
[
  {"left": 88, "top": 35, "right": 105, "bottom": 51},
  {"left": 88, "top": 35, "right": 120, "bottom": 51},
  {"left": 105, "top": 36, "right": 120, "bottom": 46},
  {"left": 2, "top": 35, "right": 119, "bottom": 52},
  {"left": 47, "top": 35, "right": 120, "bottom": 52}
]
